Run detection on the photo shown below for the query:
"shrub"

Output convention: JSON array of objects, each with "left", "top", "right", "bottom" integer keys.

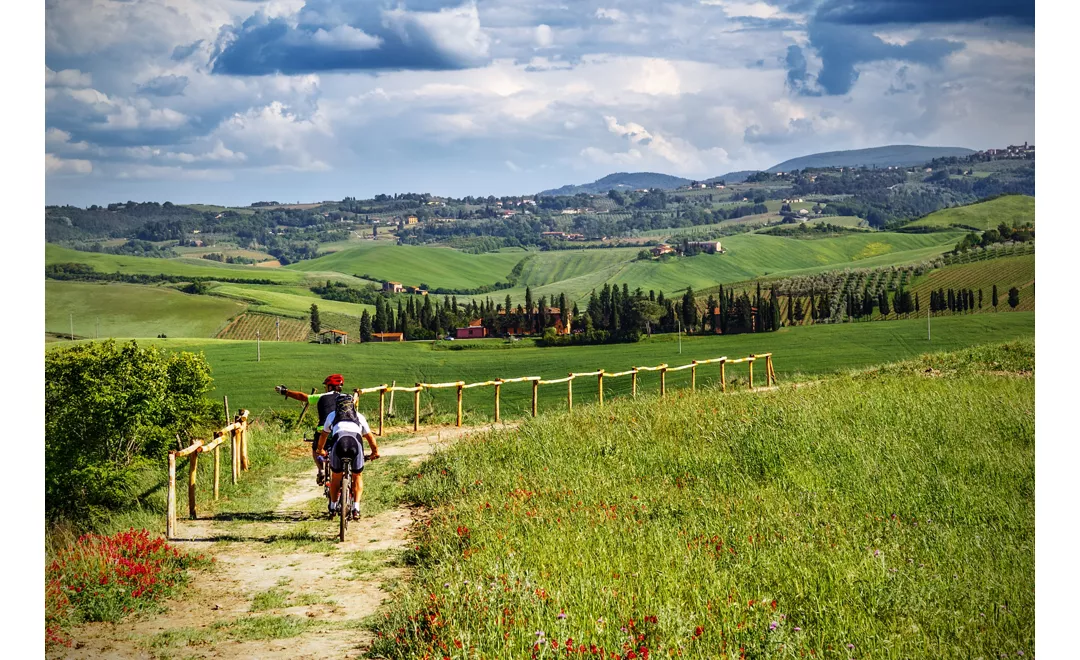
[
  {"left": 46, "top": 529, "right": 211, "bottom": 647},
  {"left": 45, "top": 340, "right": 218, "bottom": 524}
]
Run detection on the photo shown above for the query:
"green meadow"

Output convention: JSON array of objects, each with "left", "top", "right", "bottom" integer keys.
[
  {"left": 72, "top": 312, "right": 1035, "bottom": 420},
  {"left": 904, "top": 195, "right": 1034, "bottom": 231},
  {"left": 373, "top": 340, "right": 1034, "bottom": 658},
  {"left": 46, "top": 244, "right": 307, "bottom": 283},
  {"left": 45, "top": 281, "right": 244, "bottom": 339}
]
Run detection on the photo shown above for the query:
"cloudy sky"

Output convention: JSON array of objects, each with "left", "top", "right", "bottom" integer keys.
[{"left": 44, "top": 0, "right": 1034, "bottom": 206}]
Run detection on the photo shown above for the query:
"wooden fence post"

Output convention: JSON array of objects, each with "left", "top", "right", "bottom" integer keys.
[
  {"left": 691, "top": 361, "right": 698, "bottom": 391},
  {"left": 494, "top": 380, "right": 502, "bottom": 423},
  {"left": 213, "top": 433, "right": 220, "bottom": 501},
  {"left": 379, "top": 387, "right": 386, "bottom": 436},
  {"left": 660, "top": 366, "right": 667, "bottom": 397},
  {"left": 413, "top": 384, "right": 421, "bottom": 432},
  {"left": 748, "top": 357, "right": 754, "bottom": 390},
  {"left": 453, "top": 382, "right": 462, "bottom": 427},
  {"left": 567, "top": 374, "right": 573, "bottom": 411},
  {"left": 231, "top": 425, "right": 239, "bottom": 485},
  {"left": 531, "top": 379, "right": 538, "bottom": 417},
  {"left": 597, "top": 371, "right": 604, "bottom": 407},
  {"left": 767, "top": 355, "right": 774, "bottom": 386},
  {"left": 167, "top": 452, "right": 176, "bottom": 539},
  {"left": 631, "top": 369, "right": 638, "bottom": 398},
  {"left": 188, "top": 450, "right": 199, "bottom": 520},
  {"left": 720, "top": 359, "right": 727, "bottom": 393},
  {"left": 223, "top": 395, "right": 230, "bottom": 427},
  {"left": 238, "top": 411, "right": 250, "bottom": 471}
]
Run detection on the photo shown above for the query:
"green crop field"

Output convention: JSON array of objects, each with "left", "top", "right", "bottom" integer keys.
[
  {"left": 45, "top": 281, "right": 245, "bottom": 339},
  {"left": 904, "top": 195, "right": 1035, "bottom": 231},
  {"left": 908, "top": 254, "right": 1035, "bottom": 313},
  {"left": 70, "top": 312, "right": 1033, "bottom": 420},
  {"left": 372, "top": 340, "right": 1034, "bottom": 658},
  {"left": 46, "top": 244, "right": 307, "bottom": 283},
  {"left": 515, "top": 249, "right": 640, "bottom": 288},
  {"left": 209, "top": 283, "right": 375, "bottom": 318},
  {"left": 286, "top": 243, "right": 526, "bottom": 290}
]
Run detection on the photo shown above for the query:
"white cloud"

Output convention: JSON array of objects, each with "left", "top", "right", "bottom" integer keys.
[
  {"left": 535, "top": 24, "right": 553, "bottom": 48},
  {"left": 46, "top": 153, "right": 93, "bottom": 175},
  {"left": 45, "top": 66, "right": 92, "bottom": 88},
  {"left": 311, "top": 25, "right": 382, "bottom": 50},
  {"left": 703, "top": 1, "right": 800, "bottom": 21}
]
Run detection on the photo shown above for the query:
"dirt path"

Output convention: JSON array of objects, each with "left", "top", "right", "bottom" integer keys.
[{"left": 54, "top": 423, "right": 509, "bottom": 660}]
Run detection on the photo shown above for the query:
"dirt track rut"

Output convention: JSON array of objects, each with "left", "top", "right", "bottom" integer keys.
[{"left": 52, "top": 424, "right": 505, "bottom": 660}]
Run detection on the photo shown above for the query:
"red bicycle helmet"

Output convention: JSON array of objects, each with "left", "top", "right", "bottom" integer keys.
[{"left": 323, "top": 374, "right": 344, "bottom": 386}]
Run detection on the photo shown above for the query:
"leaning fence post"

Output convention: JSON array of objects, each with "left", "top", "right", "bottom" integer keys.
[
  {"left": 567, "top": 374, "right": 573, "bottom": 411},
  {"left": 494, "top": 380, "right": 502, "bottom": 423},
  {"left": 748, "top": 357, "right": 755, "bottom": 390},
  {"left": 660, "top": 366, "right": 667, "bottom": 397},
  {"left": 213, "top": 432, "right": 221, "bottom": 501},
  {"left": 167, "top": 452, "right": 176, "bottom": 539},
  {"left": 631, "top": 369, "right": 638, "bottom": 398},
  {"left": 597, "top": 370, "right": 604, "bottom": 407},
  {"left": 531, "top": 379, "right": 539, "bottom": 417},
  {"left": 188, "top": 449, "right": 199, "bottom": 520},
  {"left": 379, "top": 387, "right": 386, "bottom": 436},
  {"left": 720, "top": 359, "right": 727, "bottom": 393},
  {"left": 691, "top": 361, "right": 698, "bottom": 391},
  {"left": 456, "top": 383, "right": 464, "bottom": 427},
  {"left": 413, "top": 384, "right": 421, "bottom": 432},
  {"left": 767, "top": 355, "right": 774, "bottom": 386}
]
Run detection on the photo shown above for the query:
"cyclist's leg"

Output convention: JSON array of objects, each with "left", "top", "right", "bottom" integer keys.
[{"left": 327, "top": 444, "right": 345, "bottom": 510}]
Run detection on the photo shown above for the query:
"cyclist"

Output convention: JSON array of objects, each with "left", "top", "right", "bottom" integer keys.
[
  {"left": 275, "top": 374, "right": 352, "bottom": 484},
  {"left": 316, "top": 392, "right": 380, "bottom": 518}
]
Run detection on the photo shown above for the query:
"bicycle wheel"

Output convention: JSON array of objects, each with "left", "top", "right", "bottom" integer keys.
[{"left": 339, "top": 465, "right": 349, "bottom": 542}]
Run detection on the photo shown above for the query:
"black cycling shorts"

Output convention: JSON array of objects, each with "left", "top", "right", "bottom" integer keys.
[{"left": 329, "top": 433, "right": 364, "bottom": 474}]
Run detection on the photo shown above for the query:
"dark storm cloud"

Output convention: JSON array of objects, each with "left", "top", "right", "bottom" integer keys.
[
  {"left": 816, "top": 0, "right": 1035, "bottom": 27},
  {"left": 210, "top": 1, "right": 490, "bottom": 75}
]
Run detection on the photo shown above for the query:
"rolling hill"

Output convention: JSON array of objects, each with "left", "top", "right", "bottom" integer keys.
[
  {"left": 766, "top": 145, "right": 976, "bottom": 172},
  {"left": 539, "top": 172, "right": 692, "bottom": 196},
  {"left": 904, "top": 195, "right": 1035, "bottom": 231}
]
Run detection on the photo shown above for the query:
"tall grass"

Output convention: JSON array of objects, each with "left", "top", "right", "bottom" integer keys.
[{"left": 372, "top": 341, "right": 1034, "bottom": 658}]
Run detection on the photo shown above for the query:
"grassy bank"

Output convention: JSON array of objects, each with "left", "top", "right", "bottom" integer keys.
[
  {"left": 372, "top": 340, "right": 1035, "bottom": 658},
  {"left": 60, "top": 312, "right": 1035, "bottom": 420}
]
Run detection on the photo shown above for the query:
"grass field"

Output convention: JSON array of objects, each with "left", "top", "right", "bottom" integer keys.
[
  {"left": 904, "top": 195, "right": 1035, "bottom": 231},
  {"left": 287, "top": 243, "right": 526, "bottom": 290},
  {"left": 46, "top": 244, "right": 308, "bottom": 283},
  {"left": 63, "top": 312, "right": 1034, "bottom": 421},
  {"left": 215, "top": 313, "right": 310, "bottom": 341},
  {"left": 209, "top": 283, "right": 375, "bottom": 318},
  {"left": 908, "top": 254, "right": 1035, "bottom": 314},
  {"left": 371, "top": 340, "right": 1034, "bottom": 658},
  {"left": 46, "top": 281, "right": 245, "bottom": 339}
]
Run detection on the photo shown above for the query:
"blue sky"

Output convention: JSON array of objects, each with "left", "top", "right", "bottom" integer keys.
[{"left": 44, "top": 0, "right": 1034, "bottom": 206}]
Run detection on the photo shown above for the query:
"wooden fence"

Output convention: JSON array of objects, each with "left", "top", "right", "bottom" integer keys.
[
  {"left": 346, "top": 352, "right": 775, "bottom": 435},
  {"left": 166, "top": 406, "right": 250, "bottom": 539}
]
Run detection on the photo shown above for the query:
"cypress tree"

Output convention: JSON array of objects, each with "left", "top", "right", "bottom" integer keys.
[
  {"left": 809, "top": 287, "right": 817, "bottom": 321},
  {"left": 978, "top": 289, "right": 983, "bottom": 309},
  {"left": 786, "top": 293, "right": 793, "bottom": 326},
  {"left": 992, "top": 284, "right": 999, "bottom": 309},
  {"left": 359, "top": 310, "right": 372, "bottom": 342},
  {"left": 310, "top": 303, "right": 321, "bottom": 335},
  {"left": 1008, "top": 287, "right": 1020, "bottom": 308},
  {"left": 879, "top": 290, "right": 890, "bottom": 317},
  {"left": 915, "top": 292, "right": 920, "bottom": 313},
  {"left": 771, "top": 287, "right": 781, "bottom": 331}
]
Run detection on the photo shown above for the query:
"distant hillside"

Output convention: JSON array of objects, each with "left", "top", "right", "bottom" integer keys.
[
  {"left": 904, "top": 195, "right": 1035, "bottom": 231},
  {"left": 767, "top": 145, "right": 976, "bottom": 173},
  {"left": 539, "top": 172, "right": 691, "bottom": 196},
  {"left": 705, "top": 170, "right": 757, "bottom": 184}
]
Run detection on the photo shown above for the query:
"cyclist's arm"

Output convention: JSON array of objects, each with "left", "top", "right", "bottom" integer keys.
[
  {"left": 363, "top": 432, "right": 380, "bottom": 459},
  {"left": 276, "top": 387, "right": 312, "bottom": 404},
  {"left": 316, "top": 429, "right": 330, "bottom": 454}
]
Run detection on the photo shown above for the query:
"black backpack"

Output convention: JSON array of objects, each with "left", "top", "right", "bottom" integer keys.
[{"left": 333, "top": 392, "right": 360, "bottom": 427}]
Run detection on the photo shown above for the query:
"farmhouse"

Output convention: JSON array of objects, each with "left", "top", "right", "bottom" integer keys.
[
  {"left": 405, "top": 215, "right": 419, "bottom": 225},
  {"left": 651, "top": 244, "right": 675, "bottom": 257},
  {"left": 318, "top": 329, "right": 349, "bottom": 345},
  {"left": 455, "top": 320, "right": 487, "bottom": 339},
  {"left": 370, "top": 332, "right": 404, "bottom": 342},
  {"left": 405, "top": 285, "right": 428, "bottom": 296},
  {"left": 383, "top": 281, "right": 404, "bottom": 294}
]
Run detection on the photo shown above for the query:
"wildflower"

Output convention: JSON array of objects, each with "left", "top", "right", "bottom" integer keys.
[
  {"left": 847, "top": 643, "right": 854, "bottom": 650},
  {"left": 693, "top": 626, "right": 703, "bottom": 638},
  {"left": 558, "top": 612, "right": 567, "bottom": 620},
  {"left": 769, "top": 622, "right": 779, "bottom": 631},
  {"left": 873, "top": 549, "right": 881, "bottom": 557},
  {"left": 794, "top": 627, "right": 801, "bottom": 632}
]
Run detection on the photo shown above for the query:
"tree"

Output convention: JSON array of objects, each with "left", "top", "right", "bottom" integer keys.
[
  {"left": 879, "top": 291, "right": 890, "bottom": 318},
  {"left": 633, "top": 300, "right": 664, "bottom": 336},
  {"left": 992, "top": 284, "right": 999, "bottom": 309},
  {"left": 978, "top": 289, "right": 983, "bottom": 309},
  {"left": 1008, "top": 287, "right": 1020, "bottom": 308},
  {"left": 310, "top": 303, "right": 321, "bottom": 335},
  {"left": 359, "top": 310, "right": 373, "bottom": 342},
  {"left": 793, "top": 297, "right": 805, "bottom": 323}
]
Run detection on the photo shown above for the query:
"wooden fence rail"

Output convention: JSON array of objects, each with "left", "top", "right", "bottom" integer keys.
[
  {"left": 345, "top": 352, "right": 775, "bottom": 432},
  {"left": 167, "top": 409, "right": 249, "bottom": 540}
]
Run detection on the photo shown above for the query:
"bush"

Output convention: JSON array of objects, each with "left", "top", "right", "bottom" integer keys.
[{"left": 45, "top": 340, "right": 218, "bottom": 524}]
